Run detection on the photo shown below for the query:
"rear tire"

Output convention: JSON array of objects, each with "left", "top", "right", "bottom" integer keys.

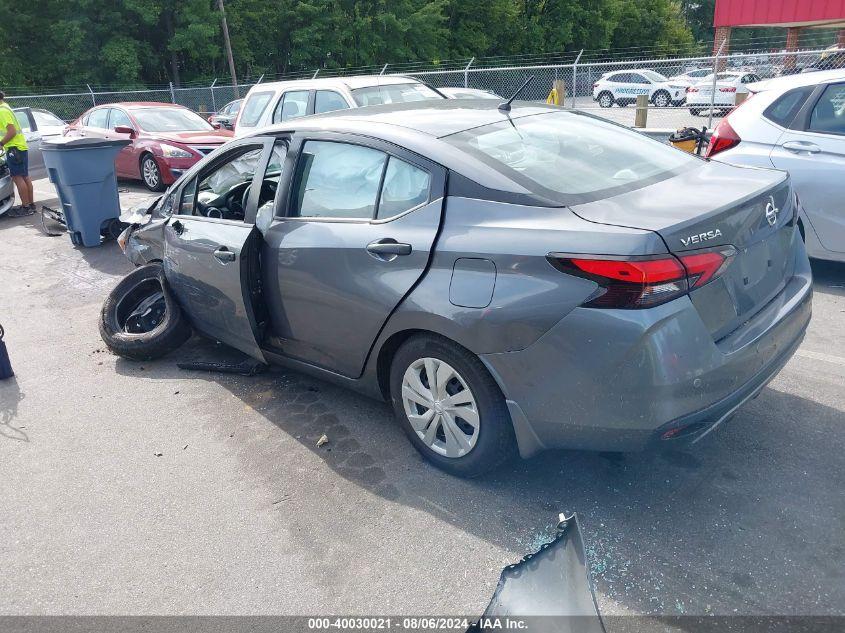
[
  {"left": 389, "top": 334, "right": 517, "bottom": 478},
  {"left": 597, "top": 92, "right": 614, "bottom": 108},
  {"left": 99, "top": 262, "right": 191, "bottom": 361},
  {"left": 689, "top": 108, "right": 701, "bottom": 116}
]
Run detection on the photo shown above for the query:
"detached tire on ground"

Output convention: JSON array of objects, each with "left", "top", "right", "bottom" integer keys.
[
  {"left": 390, "top": 334, "right": 517, "bottom": 478},
  {"left": 99, "top": 262, "right": 191, "bottom": 361}
]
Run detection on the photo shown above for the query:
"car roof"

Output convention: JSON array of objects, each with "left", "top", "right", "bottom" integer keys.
[
  {"left": 277, "top": 99, "right": 555, "bottom": 138},
  {"left": 748, "top": 68, "right": 845, "bottom": 92},
  {"left": 248, "top": 74, "right": 423, "bottom": 93}
]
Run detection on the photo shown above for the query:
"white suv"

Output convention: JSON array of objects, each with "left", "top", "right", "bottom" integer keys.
[
  {"left": 235, "top": 75, "right": 444, "bottom": 137},
  {"left": 592, "top": 70, "right": 687, "bottom": 108}
]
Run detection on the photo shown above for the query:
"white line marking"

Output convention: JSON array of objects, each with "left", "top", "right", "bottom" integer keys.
[{"left": 795, "top": 349, "right": 845, "bottom": 368}]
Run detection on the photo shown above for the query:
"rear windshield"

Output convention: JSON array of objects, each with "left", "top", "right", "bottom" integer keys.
[
  {"left": 351, "top": 83, "right": 442, "bottom": 107},
  {"left": 443, "top": 111, "right": 698, "bottom": 201}
]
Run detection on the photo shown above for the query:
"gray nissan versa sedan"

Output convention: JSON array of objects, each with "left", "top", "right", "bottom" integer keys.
[{"left": 102, "top": 100, "right": 813, "bottom": 477}]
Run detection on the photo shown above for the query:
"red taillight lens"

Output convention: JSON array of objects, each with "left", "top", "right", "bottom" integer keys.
[
  {"left": 704, "top": 117, "right": 741, "bottom": 158},
  {"left": 719, "top": 86, "right": 737, "bottom": 92},
  {"left": 550, "top": 248, "right": 734, "bottom": 309},
  {"left": 678, "top": 249, "right": 734, "bottom": 288},
  {"left": 687, "top": 87, "right": 698, "bottom": 93}
]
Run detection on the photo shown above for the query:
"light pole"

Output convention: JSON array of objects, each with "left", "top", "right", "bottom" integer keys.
[{"left": 217, "top": 0, "right": 239, "bottom": 97}]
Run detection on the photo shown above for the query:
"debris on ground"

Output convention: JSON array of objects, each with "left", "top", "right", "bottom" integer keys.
[
  {"left": 316, "top": 434, "right": 329, "bottom": 447},
  {"left": 177, "top": 359, "right": 268, "bottom": 376},
  {"left": 153, "top": 451, "right": 163, "bottom": 457}
]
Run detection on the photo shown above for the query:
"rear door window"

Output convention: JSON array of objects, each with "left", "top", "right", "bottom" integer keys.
[
  {"left": 314, "top": 90, "right": 349, "bottom": 114},
  {"left": 377, "top": 157, "right": 431, "bottom": 219},
  {"left": 763, "top": 87, "right": 814, "bottom": 128},
  {"left": 239, "top": 91, "right": 274, "bottom": 127},
  {"left": 808, "top": 83, "right": 845, "bottom": 135},
  {"left": 87, "top": 108, "right": 110, "bottom": 129},
  {"left": 291, "top": 140, "right": 387, "bottom": 219},
  {"left": 273, "top": 90, "right": 310, "bottom": 123}
]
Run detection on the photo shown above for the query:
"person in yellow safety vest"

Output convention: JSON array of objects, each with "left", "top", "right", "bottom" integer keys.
[{"left": 0, "top": 90, "right": 35, "bottom": 217}]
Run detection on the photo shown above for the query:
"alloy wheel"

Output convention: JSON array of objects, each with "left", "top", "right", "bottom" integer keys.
[
  {"left": 401, "top": 357, "right": 480, "bottom": 459},
  {"left": 142, "top": 158, "right": 160, "bottom": 189},
  {"left": 599, "top": 93, "right": 613, "bottom": 108},
  {"left": 654, "top": 92, "right": 670, "bottom": 107}
]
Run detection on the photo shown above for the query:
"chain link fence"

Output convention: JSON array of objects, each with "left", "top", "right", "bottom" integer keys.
[{"left": 5, "top": 43, "right": 843, "bottom": 132}]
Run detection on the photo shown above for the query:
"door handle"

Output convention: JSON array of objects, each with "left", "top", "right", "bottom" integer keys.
[
  {"left": 366, "top": 239, "right": 412, "bottom": 257},
  {"left": 213, "top": 246, "right": 237, "bottom": 263},
  {"left": 782, "top": 141, "right": 821, "bottom": 154},
  {"left": 171, "top": 219, "right": 184, "bottom": 235}
]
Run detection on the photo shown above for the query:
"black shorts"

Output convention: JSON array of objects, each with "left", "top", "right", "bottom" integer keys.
[{"left": 7, "top": 148, "right": 29, "bottom": 177}]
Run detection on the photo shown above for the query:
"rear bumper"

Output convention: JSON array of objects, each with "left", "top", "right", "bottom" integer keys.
[{"left": 481, "top": 245, "right": 813, "bottom": 457}]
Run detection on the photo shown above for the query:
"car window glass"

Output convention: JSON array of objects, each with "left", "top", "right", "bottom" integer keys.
[
  {"left": 13, "top": 111, "right": 31, "bottom": 132},
  {"left": 32, "top": 110, "right": 65, "bottom": 128},
  {"left": 630, "top": 74, "right": 648, "bottom": 84},
  {"left": 292, "top": 140, "right": 387, "bottom": 219},
  {"left": 809, "top": 83, "right": 845, "bottom": 135},
  {"left": 257, "top": 141, "right": 288, "bottom": 213},
  {"left": 110, "top": 109, "right": 132, "bottom": 129},
  {"left": 314, "top": 90, "right": 349, "bottom": 114},
  {"left": 608, "top": 73, "right": 625, "bottom": 83},
  {"left": 350, "top": 83, "right": 441, "bottom": 107},
  {"left": 273, "top": 90, "right": 310, "bottom": 123},
  {"left": 239, "top": 91, "right": 273, "bottom": 127},
  {"left": 377, "top": 157, "right": 431, "bottom": 219},
  {"left": 178, "top": 146, "right": 263, "bottom": 221},
  {"left": 446, "top": 110, "right": 697, "bottom": 200},
  {"left": 763, "top": 87, "right": 814, "bottom": 127},
  {"left": 88, "top": 108, "right": 109, "bottom": 129}
]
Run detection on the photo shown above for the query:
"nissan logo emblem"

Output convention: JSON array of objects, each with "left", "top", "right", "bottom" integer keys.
[{"left": 765, "top": 196, "right": 778, "bottom": 227}]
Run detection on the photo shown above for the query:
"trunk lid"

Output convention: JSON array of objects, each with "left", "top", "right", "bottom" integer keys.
[{"left": 569, "top": 161, "right": 796, "bottom": 340}]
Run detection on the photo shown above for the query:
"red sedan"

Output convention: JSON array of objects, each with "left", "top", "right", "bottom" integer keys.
[{"left": 66, "top": 102, "right": 233, "bottom": 191}]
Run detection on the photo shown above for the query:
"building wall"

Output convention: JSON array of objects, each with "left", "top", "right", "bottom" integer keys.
[{"left": 714, "top": 0, "right": 845, "bottom": 28}]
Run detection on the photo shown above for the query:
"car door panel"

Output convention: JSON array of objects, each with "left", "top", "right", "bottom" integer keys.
[
  {"left": 162, "top": 138, "right": 275, "bottom": 360},
  {"left": 770, "top": 84, "right": 845, "bottom": 254},
  {"left": 164, "top": 219, "right": 265, "bottom": 359},
  {"left": 262, "top": 198, "right": 443, "bottom": 377}
]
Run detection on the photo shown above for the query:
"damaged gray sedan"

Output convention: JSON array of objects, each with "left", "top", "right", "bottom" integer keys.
[{"left": 102, "top": 100, "right": 812, "bottom": 477}]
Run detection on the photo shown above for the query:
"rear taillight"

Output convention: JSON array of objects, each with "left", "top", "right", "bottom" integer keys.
[
  {"left": 704, "top": 117, "right": 741, "bottom": 158},
  {"left": 719, "top": 86, "right": 737, "bottom": 92},
  {"left": 687, "top": 87, "right": 698, "bottom": 93},
  {"left": 549, "top": 248, "right": 735, "bottom": 309}
]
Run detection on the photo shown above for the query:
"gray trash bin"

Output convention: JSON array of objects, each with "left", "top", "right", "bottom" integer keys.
[{"left": 41, "top": 137, "right": 130, "bottom": 247}]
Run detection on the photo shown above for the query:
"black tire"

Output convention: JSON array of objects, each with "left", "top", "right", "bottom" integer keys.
[
  {"left": 689, "top": 108, "right": 701, "bottom": 116},
  {"left": 389, "top": 334, "right": 517, "bottom": 478},
  {"left": 99, "top": 263, "right": 191, "bottom": 361},
  {"left": 652, "top": 90, "right": 671, "bottom": 108},
  {"left": 140, "top": 154, "right": 165, "bottom": 192},
  {"left": 597, "top": 91, "right": 614, "bottom": 108}
]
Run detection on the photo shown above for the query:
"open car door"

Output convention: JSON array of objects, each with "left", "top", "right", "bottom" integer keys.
[{"left": 163, "top": 137, "right": 278, "bottom": 361}]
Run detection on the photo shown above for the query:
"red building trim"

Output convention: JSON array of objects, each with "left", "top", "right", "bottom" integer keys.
[{"left": 714, "top": 0, "right": 845, "bottom": 28}]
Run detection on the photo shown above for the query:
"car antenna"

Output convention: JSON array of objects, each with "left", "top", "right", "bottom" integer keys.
[{"left": 498, "top": 76, "right": 535, "bottom": 113}]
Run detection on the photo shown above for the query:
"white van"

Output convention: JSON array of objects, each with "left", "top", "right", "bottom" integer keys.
[{"left": 235, "top": 75, "right": 444, "bottom": 137}]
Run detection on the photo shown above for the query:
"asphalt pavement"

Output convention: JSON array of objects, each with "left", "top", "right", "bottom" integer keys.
[{"left": 0, "top": 179, "right": 843, "bottom": 620}]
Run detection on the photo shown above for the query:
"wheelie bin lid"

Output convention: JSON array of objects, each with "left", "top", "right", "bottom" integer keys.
[{"left": 42, "top": 137, "right": 131, "bottom": 151}]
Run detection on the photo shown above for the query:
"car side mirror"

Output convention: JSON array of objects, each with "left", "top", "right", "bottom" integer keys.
[{"left": 114, "top": 125, "right": 136, "bottom": 138}]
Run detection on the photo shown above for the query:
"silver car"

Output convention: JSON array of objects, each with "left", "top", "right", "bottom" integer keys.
[
  {"left": 707, "top": 69, "right": 845, "bottom": 262},
  {"left": 102, "top": 101, "right": 812, "bottom": 477}
]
